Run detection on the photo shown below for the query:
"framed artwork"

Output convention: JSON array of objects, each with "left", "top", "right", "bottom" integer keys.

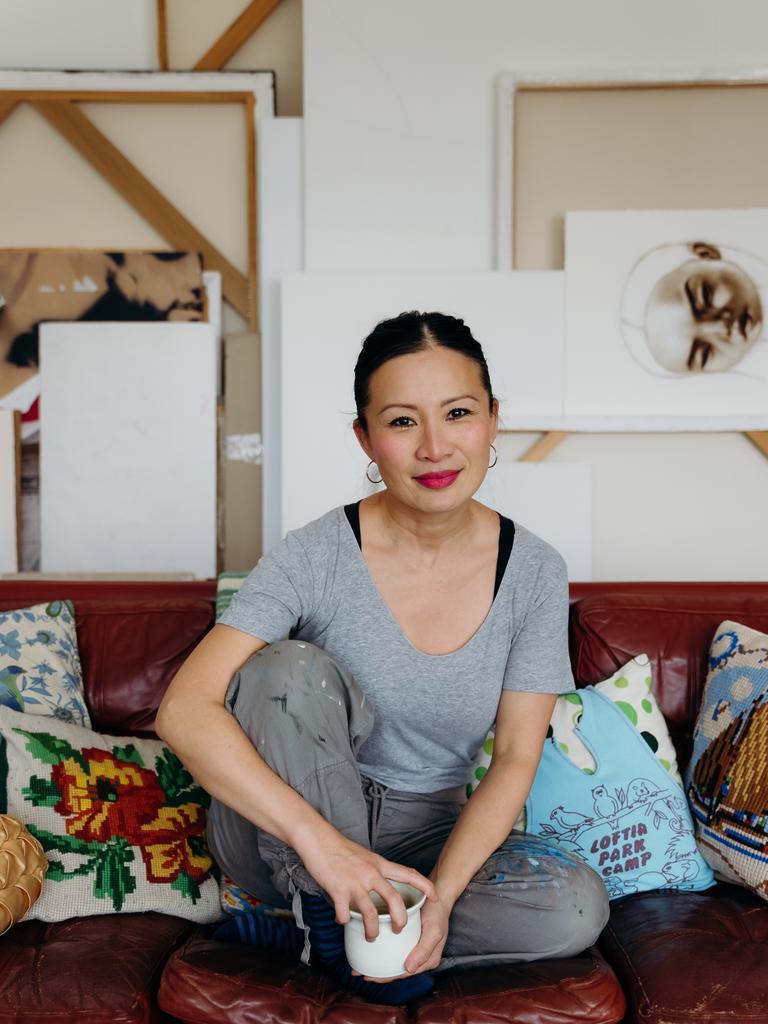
[
  {"left": 496, "top": 70, "right": 768, "bottom": 272},
  {"left": 564, "top": 208, "right": 768, "bottom": 418}
]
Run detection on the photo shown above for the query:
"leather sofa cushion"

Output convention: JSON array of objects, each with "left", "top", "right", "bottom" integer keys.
[
  {"left": 0, "top": 912, "right": 191, "bottom": 1023},
  {"left": 600, "top": 883, "right": 768, "bottom": 1024},
  {"left": 569, "top": 588, "right": 768, "bottom": 769},
  {"left": 0, "top": 582, "right": 216, "bottom": 735},
  {"left": 158, "top": 932, "right": 625, "bottom": 1024}
]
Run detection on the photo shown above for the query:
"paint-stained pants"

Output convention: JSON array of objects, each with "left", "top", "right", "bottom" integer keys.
[{"left": 207, "top": 640, "right": 610, "bottom": 969}]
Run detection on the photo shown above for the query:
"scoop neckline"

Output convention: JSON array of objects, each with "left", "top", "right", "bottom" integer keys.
[{"left": 338, "top": 504, "right": 514, "bottom": 660}]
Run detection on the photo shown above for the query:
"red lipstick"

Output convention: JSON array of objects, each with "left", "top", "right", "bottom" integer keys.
[{"left": 414, "top": 470, "right": 461, "bottom": 489}]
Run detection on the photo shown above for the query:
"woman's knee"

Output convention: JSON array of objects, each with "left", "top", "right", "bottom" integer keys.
[
  {"left": 547, "top": 859, "right": 610, "bottom": 957},
  {"left": 448, "top": 837, "right": 610, "bottom": 960},
  {"left": 225, "top": 640, "right": 331, "bottom": 720},
  {"left": 224, "top": 638, "right": 373, "bottom": 760}
]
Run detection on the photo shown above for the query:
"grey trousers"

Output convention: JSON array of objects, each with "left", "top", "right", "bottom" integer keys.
[{"left": 207, "top": 640, "right": 610, "bottom": 970}]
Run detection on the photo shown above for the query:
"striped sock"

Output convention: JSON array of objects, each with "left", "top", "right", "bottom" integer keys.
[
  {"left": 300, "top": 893, "right": 434, "bottom": 1006},
  {"left": 214, "top": 909, "right": 305, "bottom": 959}
]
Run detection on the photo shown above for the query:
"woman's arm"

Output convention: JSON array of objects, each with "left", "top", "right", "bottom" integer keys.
[
  {"left": 155, "top": 624, "right": 436, "bottom": 936},
  {"left": 403, "top": 688, "right": 557, "bottom": 974}
]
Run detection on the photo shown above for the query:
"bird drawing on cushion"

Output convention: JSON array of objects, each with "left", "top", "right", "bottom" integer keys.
[
  {"left": 0, "top": 668, "right": 24, "bottom": 712},
  {"left": 592, "top": 785, "right": 620, "bottom": 825},
  {"left": 549, "top": 806, "right": 594, "bottom": 837}
]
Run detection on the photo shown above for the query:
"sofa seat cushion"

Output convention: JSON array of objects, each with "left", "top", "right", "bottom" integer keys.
[
  {"left": 0, "top": 911, "right": 192, "bottom": 1023},
  {"left": 159, "top": 931, "right": 625, "bottom": 1024},
  {"left": 600, "top": 883, "right": 768, "bottom": 1023}
]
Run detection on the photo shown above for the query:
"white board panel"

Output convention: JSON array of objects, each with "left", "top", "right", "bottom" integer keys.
[
  {"left": 475, "top": 463, "right": 592, "bottom": 581},
  {"left": 39, "top": 322, "right": 217, "bottom": 578},
  {"left": 259, "top": 118, "right": 304, "bottom": 553},
  {"left": 280, "top": 271, "right": 563, "bottom": 538},
  {"left": 0, "top": 410, "right": 19, "bottom": 574},
  {"left": 0, "top": 0, "right": 157, "bottom": 71}
]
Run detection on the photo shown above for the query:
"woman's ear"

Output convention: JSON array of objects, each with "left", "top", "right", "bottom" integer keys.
[
  {"left": 490, "top": 397, "right": 500, "bottom": 442},
  {"left": 352, "top": 418, "right": 373, "bottom": 460}
]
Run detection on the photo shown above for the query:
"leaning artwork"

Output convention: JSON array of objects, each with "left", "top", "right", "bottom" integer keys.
[
  {"left": 564, "top": 209, "right": 768, "bottom": 418},
  {"left": 0, "top": 250, "right": 204, "bottom": 411}
]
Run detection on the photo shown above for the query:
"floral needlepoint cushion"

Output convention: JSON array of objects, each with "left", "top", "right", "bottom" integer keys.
[
  {"left": 0, "top": 601, "right": 90, "bottom": 727},
  {"left": 686, "top": 620, "right": 768, "bottom": 899},
  {"left": 0, "top": 705, "right": 222, "bottom": 923}
]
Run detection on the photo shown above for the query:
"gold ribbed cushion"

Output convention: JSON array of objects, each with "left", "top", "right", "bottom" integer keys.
[{"left": 0, "top": 813, "right": 47, "bottom": 934}]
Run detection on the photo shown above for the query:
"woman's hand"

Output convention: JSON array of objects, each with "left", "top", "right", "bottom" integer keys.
[
  {"left": 299, "top": 831, "right": 438, "bottom": 941},
  {"left": 354, "top": 893, "right": 451, "bottom": 982},
  {"left": 403, "top": 895, "right": 450, "bottom": 974}
]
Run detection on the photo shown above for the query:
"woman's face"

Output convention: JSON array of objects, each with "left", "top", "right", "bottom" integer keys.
[
  {"left": 353, "top": 345, "right": 498, "bottom": 513},
  {"left": 644, "top": 259, "right": 762, "bottom": 373}
]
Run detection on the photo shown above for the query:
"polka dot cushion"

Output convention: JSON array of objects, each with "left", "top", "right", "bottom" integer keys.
[{"left": 468, "top": 655, "right": 682, "bottom": 830}]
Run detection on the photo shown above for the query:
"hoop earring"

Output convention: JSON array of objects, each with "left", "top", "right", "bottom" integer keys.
[
  {"left": 366, "top": 460, "right": 383, "bottom": 484},
  {"left": 488, "top": 444, "right": 498, "bottom": 469}
]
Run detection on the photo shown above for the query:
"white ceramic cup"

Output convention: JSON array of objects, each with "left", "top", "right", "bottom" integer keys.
[{"left": 343, "top": 880, "right": 427, "bottom": 979}]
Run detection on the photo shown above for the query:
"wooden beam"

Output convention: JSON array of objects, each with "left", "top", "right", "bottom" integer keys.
[
  {"left": 0, "top": 97, "right": 20, "bottom": 130},
  {"left": 745, "top": 431, "right": 768, "bottom": 461},
  {"left": 31, "top": 99, "right": 250, "bottom": 321},
  {"left": 519, "top": 431, "right": 569, "bottom": 462},
  {"left": 156, "top": 0, "right": 169, "bottom": 71},
  {"left": 194, "top": 0, "right": 283, "bottom": 70}
]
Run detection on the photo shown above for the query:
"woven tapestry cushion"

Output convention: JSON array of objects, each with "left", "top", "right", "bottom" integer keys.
[
  {"left": 469, "top": 655, "right": 683, "bottom": 831},
  {"left": 0, "top": 704, "right": 222, "bottom": 923},
  {"left": 0, "top": 812, "right": 47, "bottom": 934},
  {"left": 686, "top": 619, "right": 768, "bottom": 898},
  {"left": 0, "top": 600, "right": 90, "bottom": 727}
]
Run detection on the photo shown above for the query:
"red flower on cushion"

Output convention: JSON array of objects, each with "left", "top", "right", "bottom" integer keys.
[
  {"left": 52, "top": 750, "right": 166, "bottom": 844},
  {"left": 136, "top": 803, "right": 212, "bottom": 883}
]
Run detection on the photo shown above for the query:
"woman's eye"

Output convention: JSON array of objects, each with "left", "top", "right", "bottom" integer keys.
[
  {"left": 389, "top": 416, "right": 414, "bottom": 427},
  {"left": 447, "top": 407, "right": 471, "bottom": 419}
]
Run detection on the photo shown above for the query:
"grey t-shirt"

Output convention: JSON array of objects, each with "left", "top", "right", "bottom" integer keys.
[{"left": 220, "top": 505, "right": 574, "bottom": 793}]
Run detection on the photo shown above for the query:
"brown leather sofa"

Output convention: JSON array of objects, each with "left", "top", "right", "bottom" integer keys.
[{"left": 1, "top": 578, "right": 767, "bottom": 1024}]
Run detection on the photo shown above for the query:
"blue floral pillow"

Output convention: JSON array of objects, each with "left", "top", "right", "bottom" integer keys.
[{"left": 0, "top": 601, "right": 90, "bottom": 727}]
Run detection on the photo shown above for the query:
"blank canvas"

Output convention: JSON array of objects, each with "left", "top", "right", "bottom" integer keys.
[
  {"left": 475, "top": 463, "right": 592, "bottom": 580},
  {"left": 280, "top": 271, "right": 564, "bottom": 538},
  {"left": 39, "top": 322, "right": 217, "bottom": 578},
  {"left": 0, "top": 410, "right": 18, "bottom": 573}
]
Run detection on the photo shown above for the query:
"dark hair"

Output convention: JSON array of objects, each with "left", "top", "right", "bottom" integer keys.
[{"left": 353, "top": 311, "right": 495, "bottom": 431}]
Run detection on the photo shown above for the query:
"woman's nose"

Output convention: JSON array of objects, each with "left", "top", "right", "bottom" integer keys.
[{"left": 416, "top": 422, "right": 450, "bottom": 460}]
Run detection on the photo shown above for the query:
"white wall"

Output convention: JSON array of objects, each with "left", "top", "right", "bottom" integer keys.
[
  {"left": 301, "top": 0, "right": 768, "bottom": 580},
  {"left": 304, "top": 0, "right": 768, "bottom": 271}
]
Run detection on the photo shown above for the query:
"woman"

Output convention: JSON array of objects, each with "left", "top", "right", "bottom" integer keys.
[{"left": 155, "top": 311, "right": 609, "bottom": 1005}]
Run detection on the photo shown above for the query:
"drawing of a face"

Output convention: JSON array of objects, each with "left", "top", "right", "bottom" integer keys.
[{"left": 644, "top": 244, "right": 762, "bottom": 373}]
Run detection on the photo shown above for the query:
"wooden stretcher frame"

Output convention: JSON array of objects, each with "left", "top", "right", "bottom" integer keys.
[
  {"left": 513, "top": 429, "right": 768, "bottom": 463},
  {"left": 0, "top": 70, "right": 276, "bottom": 329},
  {"left": 156, "top": 0, "right": 285, "bottom": 72}
]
